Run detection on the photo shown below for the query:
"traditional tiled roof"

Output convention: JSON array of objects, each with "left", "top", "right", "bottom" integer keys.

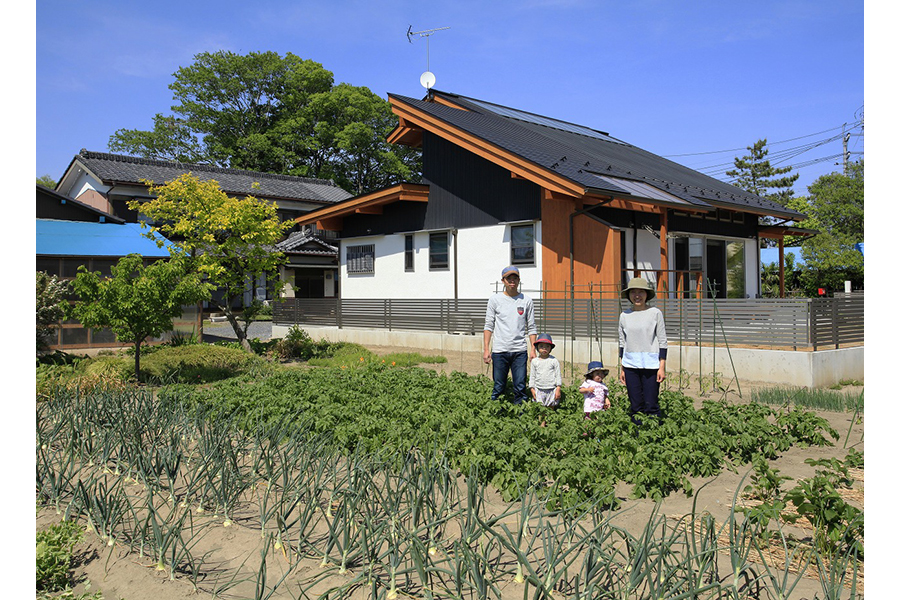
[
  {"left": 274, "top": 231, "right": 339, "bottom": 256},
  {"left": 68, "top": 150, "right": 353, "bottom": 205},
  {"left": 389, "top": 91, "right": 805, "bottom": 219}
]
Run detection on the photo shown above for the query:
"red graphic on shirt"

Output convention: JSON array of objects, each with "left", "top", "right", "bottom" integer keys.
[{"left": 517, "top": 307, "right": 524, "bottom": 315}]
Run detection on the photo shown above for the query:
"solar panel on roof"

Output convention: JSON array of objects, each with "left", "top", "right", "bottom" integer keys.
[{"left": 465, "top": 98, "right": 625, "bottom": 144}]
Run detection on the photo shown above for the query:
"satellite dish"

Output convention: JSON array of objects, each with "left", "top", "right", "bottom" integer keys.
[{"left": 420, "top": 71, "right": 436, "bottom": 90}]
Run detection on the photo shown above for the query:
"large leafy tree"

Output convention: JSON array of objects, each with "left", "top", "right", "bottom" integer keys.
[
  {"left": 70, "top": 254, "right": 208, "bottom": 379},
  {"left": 786, "top": 161, "right": 864, "bottom": 294},
  {"left": 109, "top": 50, "right": 421, "bottom": 194},
  {"left": 132, "top": 173, "right": 291, "bottom": 352}
]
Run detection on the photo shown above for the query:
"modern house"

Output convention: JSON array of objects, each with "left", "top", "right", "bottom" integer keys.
[
  {"left": 54, "top": 150, "right": 354, "bottom": 300},
  {"left": 294, "top": 90, "right": 808, "bottom": 301}
]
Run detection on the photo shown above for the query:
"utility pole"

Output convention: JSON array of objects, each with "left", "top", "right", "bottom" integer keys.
[{"left": 842, "top": 124, "right": 850, "bottom": 175}]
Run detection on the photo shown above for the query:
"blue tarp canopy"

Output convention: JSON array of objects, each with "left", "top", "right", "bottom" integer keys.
[
  {"left": 36, "top": 219, "right": 172, "bottom": 257},
  {"left": 759, "top": 246, "right": 804, "bottom": 266}
]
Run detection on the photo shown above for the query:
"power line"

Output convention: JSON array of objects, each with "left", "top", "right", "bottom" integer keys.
[
  {"left": 663, "top": 120, "right": 862, "bottom": 158},
  {"left": 673, "top": 119, "right": 864, "bottom": 183}
]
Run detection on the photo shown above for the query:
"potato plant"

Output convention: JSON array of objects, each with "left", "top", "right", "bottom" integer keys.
[{"left": 36, "top": 367, "right": 862, "bottom": 599}]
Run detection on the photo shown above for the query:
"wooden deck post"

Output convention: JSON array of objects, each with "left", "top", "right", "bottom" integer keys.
[{"left": 778, "top": 238, "right": 785, "bottom": 298}]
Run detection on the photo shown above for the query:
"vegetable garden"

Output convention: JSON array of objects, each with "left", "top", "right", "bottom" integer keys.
[{"left": 36, "top": 342, "right": 864, "bottom": 599}]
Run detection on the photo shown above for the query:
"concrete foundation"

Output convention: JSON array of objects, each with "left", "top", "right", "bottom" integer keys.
[{"left": 272, "top": 325, "right": 863, "bottom": 389}]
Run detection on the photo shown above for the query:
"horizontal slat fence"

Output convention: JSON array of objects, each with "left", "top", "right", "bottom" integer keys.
[{"left": 274, "top": 294, "right": 863, "bottom": 350}]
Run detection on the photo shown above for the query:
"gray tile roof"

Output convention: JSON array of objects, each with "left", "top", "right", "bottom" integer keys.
[
  {"left": 390, "top": 91, "right": 805, "bottom": 219},
  {"left": 72, "top": 150, "right": 353, "bottom": 205},
  {"left": 274, "top": 231, "right": 338, "bottom": 256}
]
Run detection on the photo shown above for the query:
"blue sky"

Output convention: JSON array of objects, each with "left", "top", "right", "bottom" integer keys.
[{"left": 35, "top": 0, "right": 866, "bottom": 196}]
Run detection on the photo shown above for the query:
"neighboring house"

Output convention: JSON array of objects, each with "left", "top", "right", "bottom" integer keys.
[
  {"left": 53, "top": 150, "right": 354, "bottom": 300},
  {"left": 36, "top": 184, "right": 199, "bottom": 349},
  {"left": 274, "top": 231, "right": 341, "bottom": 298},
  {"left": 293, "top": 90, "right": 808, "bottom": 300}
]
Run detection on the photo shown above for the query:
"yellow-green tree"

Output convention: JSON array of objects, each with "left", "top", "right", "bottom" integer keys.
[{"left": 131, "top": 173, "right": 291, "bottom": 351}]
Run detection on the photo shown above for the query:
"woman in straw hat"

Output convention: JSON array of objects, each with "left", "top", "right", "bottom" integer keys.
[{"left": 618, "top": 277, "right": 668, "bottom": 424}]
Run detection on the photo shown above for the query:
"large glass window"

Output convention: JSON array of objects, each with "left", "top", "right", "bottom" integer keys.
[
  {"left": 510, "top": 224, "right": 535, "bottom": 265},
  {"left": 346, "top": 244, "right": 375, "bottom": 274},
  {"left": 674, "top": 236, "right": 747, "bottom": 298},
  {"left": 726, "top": 241, "right": 746, "bottom": 298},
  {"left": 429, "top": 232, "right": 449, "bottom": 270}
]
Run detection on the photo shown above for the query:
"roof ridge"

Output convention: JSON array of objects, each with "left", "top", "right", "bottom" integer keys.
[{"left": 78, "top": 150, "right": 340, "bottom": 187}]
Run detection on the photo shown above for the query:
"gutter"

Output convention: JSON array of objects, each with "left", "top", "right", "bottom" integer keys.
[{"left": 568, "top": 200, "right": 623, "bottom": 292}]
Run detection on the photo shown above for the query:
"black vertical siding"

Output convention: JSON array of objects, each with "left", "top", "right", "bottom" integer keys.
[{"left": 422, "top": 133, "right": 541, "bottom": 229}]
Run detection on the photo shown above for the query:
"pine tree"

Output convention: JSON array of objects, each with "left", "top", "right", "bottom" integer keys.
[{"left": 726, "top": 139, "right": 800, "bottom": 246}]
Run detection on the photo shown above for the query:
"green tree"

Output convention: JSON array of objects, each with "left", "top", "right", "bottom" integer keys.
[
  {"left": 132, "top": 173, "right": 291, "bottom": 352},
  {"left": 760, "top": 252, "right": 802, "bottom": 298},
  {"left": 108, "top": 50, "right": 421, "bottom": 194},
  {"left": 786, "top": 161, "right": 864, "bottom": 294},
  {"left": 37, "top": 174, "right": 57, "bottom": 188},
  {"left": 70, "top": 254, "right": 208, "bottom": 379},
  {"left": 726, "top": 139, "right": 800, "bottom": 248},
  {"left": 36, "top": 271, "right": 68, "bottom": 353},
  {"left": 108, "top": 114, "right": 205, "bottom": 163},
  {"left": 726, "top": 139, "right": 800, "bottom": 203}
]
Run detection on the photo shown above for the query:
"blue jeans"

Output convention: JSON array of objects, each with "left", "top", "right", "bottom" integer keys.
[{"left": 491, "top": 351, "right": 528, "bottom": 404}]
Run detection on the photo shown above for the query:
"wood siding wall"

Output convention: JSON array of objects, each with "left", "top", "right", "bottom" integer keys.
[{"left": 540, "top": 196, "right": 621, "bottom": 298}]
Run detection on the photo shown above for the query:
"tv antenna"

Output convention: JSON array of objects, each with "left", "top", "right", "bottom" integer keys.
[{"left": 407, "top": 25, "right": 449, "bottom": 90}]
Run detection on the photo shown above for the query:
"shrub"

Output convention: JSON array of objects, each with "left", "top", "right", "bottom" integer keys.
[
  {"left": 37, "top": 354, "right": 130, "bottom": 396},
  {"left": 36, "top": 520, "right": 83, "bottom": 593},
  {"left": 272, "top": 326, "right": 343, "bottom": 361},
  {"left": 139, "top": 344, "right": 267, "bottom": 383}
]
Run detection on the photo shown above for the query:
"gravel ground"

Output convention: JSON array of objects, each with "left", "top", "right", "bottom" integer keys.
[{"left": 201, "top": 320, "right": 273, "bottom": 342}]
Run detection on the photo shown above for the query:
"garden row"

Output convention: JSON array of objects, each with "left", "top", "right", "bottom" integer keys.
[
  {"left": 37, "top": 352, "right": 863, "bottom": 598},
  {"left": 165, "top": 361, "right": 841, "bottom": 506}
]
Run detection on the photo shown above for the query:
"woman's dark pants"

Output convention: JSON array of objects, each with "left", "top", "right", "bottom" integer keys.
[{"left": 623, "top": 367, "right": 661, "bottom": 423}]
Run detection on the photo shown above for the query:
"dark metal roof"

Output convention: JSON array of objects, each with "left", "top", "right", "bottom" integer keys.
[
  {"left": 69, "top": 150, "right": 353, "bottom": 205},
  {"left": 36, "top": 184, "right": 125, "bottom": 224},
  {"left": 389, "top": 90, "right": 805, "bottom": 220}
]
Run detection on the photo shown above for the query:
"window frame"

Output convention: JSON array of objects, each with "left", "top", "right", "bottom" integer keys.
[
  {"left": 510, "top": 223, "right": 536, "bottom": 266},
  {"left": 428, "top": 232, "right": 450, "bottom": 271},
  {"left": 346, "top": 244, "right": 375, "bottom": 275},
  {"left": 404, "top": 234, "right": 415, "bottom": 272}
]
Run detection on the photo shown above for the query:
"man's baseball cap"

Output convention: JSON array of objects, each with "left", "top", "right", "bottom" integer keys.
[{"left": 501, "top": 266, "right": 520, "bottom": 279}]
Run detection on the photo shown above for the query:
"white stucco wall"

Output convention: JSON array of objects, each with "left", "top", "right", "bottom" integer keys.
[
  {"left": 63, "top": 171, "right": 110, "bottom": 200},
  {"left": 340, "top": 222, "right": 543, "bottom": 299}
]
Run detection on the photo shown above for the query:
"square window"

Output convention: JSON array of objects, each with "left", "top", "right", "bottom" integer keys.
[
  {"left": 510, "top": 224, "right": 535, "bottom": 265},
  {"left": 346, "top": 244, "right": 375, "bottom": 274},
  {"left": 429, "top": 232, "right": 449, "bottom": 270}
]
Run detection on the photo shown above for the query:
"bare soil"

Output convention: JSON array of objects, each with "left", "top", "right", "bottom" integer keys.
[{"left": 37, "top": 344, "right": 864, "bottom": 600}]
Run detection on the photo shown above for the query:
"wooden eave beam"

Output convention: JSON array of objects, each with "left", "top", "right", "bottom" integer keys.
[
  {"left": 355, "top": 206, "right": 383, "bottom": 215},
  {"left": 316, "top": 217, "right": 343, "bottom": 231},
  {"left": 390, "top": 98, "right": 585, "bottom": 198},
  {"left": 294, "top": 183, "right": 430, "bottom": 227},
  {"left": 386, "top": 125, "right": 423, "bottom": 147}
]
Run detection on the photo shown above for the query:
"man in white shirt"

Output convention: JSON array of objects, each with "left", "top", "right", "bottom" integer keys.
[{"left": 483, "top": 266, "right": 537, "bottom": 404}]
